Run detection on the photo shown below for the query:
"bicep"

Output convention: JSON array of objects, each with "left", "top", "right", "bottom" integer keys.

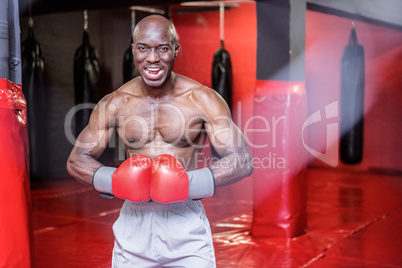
[
  {"left": 206, "top": 117, "right": 247, "bottom": 158},
  {"left": 202, "top": 93, "right": 247, "bottom": 157},
  {"left": 72, "top": 101, "right": 114, "bottom": 159},
  {"left": 66, "top": 94, "right": 120, "bottom": 185}
]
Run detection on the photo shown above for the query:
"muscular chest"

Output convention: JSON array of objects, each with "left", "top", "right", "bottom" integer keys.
[{"left": 116, "top": 99, "right": 205, "bottom": 147}]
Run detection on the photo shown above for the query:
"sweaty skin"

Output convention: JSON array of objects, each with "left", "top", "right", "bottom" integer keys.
[{"left": 67, "top": 15, "right": 253, "bottom": 189}]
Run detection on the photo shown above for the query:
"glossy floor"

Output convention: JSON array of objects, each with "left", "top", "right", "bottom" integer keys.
[{"left": 31, "top": 168, "right": 402, "bottom": 267}]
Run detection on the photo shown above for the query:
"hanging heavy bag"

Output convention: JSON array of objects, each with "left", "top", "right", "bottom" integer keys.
[
  {"left": 21, "top": 25, "right": 48, "bottom": 180},
  {"left": 212, "top": 41, "right": 233, "bottom": 111},
  {"left": 73, "top": 30, "right": 100, "bottom": 138},
  {"left": 211, "top": 41, "right": 233, "bottom": 158},
  {"left": 340, "top": 26, "right": 365, "bottom": 164},
  {"left": 123, "top": 42, "right": 139, "bottom": 83},
  {"left": 0, "top": 79, "right": 33, "bottom": 267}
]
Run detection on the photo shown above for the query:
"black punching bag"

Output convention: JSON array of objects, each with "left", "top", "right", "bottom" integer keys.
[
  {"left": 21, "top": 24, "right": 47, "bottom": 180},
  {"left": 211, "top": 41, "right": 233, "bottom": 158},
  {"left": 123, "top": 43, "right": 139, "bottom": 83},
  {"left": 73, "top": 30, "right": 99, "bottom": 137},
  {"left": 212, "top": 41, "right": 233, "bottom": 111},
  {"left": 340, "top": 25, "right": 365, "bottom": 164}
]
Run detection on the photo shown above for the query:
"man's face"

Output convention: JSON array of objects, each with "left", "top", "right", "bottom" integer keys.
[{"left": 132, "top": 22, "right": 179, "bottom": 88}]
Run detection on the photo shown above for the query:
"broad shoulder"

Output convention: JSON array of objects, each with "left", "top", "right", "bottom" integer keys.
[
  {"left": 96, "top": 79, "right": 143, "bottom": 115},
  {"left": 176, "top": 75, "right": 230, "bottom": 117}
]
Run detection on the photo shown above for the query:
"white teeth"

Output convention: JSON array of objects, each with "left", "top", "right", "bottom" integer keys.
[{"left": 146, "top": 68, "right": 161, "bottom": 76}]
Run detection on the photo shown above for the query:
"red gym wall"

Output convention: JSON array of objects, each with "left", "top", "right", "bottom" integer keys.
[
  {"left": 172, "top": 6, "right": 402, "bottom": 173},
  {"left": 305, "top": 10, "right": 402, "bottom": 172}
]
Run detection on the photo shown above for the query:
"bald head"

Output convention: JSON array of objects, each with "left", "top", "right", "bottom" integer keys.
[{"left": 133, "top": 15, "right": 179, "bottom": 46}]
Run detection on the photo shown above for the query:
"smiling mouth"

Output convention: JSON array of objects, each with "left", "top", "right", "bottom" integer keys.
[{"left": 145, "top": 67, "right": 162, "bottom": 76}]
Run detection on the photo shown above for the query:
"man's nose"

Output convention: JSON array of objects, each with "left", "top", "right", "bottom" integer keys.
[{"left": 146, "top": 49, "right": 160, "bottom": 63}]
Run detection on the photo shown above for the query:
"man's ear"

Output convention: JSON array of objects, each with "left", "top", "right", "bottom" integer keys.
[{"left": 175, "top": 44, "right": 180, "bottom": 57}]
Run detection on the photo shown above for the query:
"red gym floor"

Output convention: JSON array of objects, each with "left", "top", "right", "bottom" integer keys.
[{"left": 31, "top": 168, "right": 402, "bottom": 267}]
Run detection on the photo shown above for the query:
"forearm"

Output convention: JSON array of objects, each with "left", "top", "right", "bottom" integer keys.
[
  {"left": 209, "top": 152, "right": 254, "bottom": 187},
  {"left": 66, "top": 152, "right": 103, "bottom": 186}
]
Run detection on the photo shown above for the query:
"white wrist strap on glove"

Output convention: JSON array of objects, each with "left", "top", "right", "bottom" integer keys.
[
  {"left": 187, "top": 168, "right": 216, "bottom": 200},
  {"left": 92, "top": 166, "right": 117, "bottom": 199}
]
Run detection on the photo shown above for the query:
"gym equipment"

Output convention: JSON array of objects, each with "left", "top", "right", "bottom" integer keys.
[
  {"left": 212, "top": 43, "right": 232, "bottom": 111},
  {"left": 150, "top": 154, "right": 215, "bottom": 204},
  {"left": 0, "top": 1, "right": 33, "bottom": 265},
  {"left": 340, "top": 24, "right": 365, "bottom": 164},
  {"left": 73, "top": 10, "right": 100, "bottom": 137},
  {"left": 94, "top": 155, "right": 152, "bottom": 202},
  {"left": 211, "top": 3, "right": 233, "bottom": 159},
  {"left": 95, "top": 154, "right": 215, "bottom": 204},
  {"left": 122, "top": 7, "right": 143, "bottom": 83},
  {"left": 212, "top": 2, "right": 232, "bottom": 111},
  {"left": 21, "top": 17, "right": 47, "bottom": 180},
  {"left": 123, "top": 45, "right": 139, "bottom": 83},
  {"left": 252, "top": 81, "right": 307, "bottom": 238},
  {"left": 0, "top": 79, "right": 33, "bottom": 267}
]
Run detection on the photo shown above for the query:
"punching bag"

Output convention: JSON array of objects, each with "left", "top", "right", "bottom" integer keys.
[
  {"left": 123, "top": 42, "right": 139, "bottom": 83},
  {"left": 340, "top": 25, "right": 365, "bottom": 164},
  {"left": 73, "top": 30, "right": 100, "bottom": 137},
  {"left": 0, "top": 0, "right": 33, "bottom": 266},
  {"left": 211, "top": 41, "right": 233, "bottom": 158},
  {"left": 0, "top": 0, "right": 21, "bottom": 83},
  {"left": 212, "top": 41, "right": 232, "bottom": 111},
  {"left": 0, "top": 80, "right": 33, "bottom": 267},
  {"left": 21, "top": 22, "right": 47, "bottom": 180},
  {"left": 123, "top": 4, "right": 139, "bottom": 84},
  {"left": 251, "top": 0, "right": 307, "bottom": 238}
]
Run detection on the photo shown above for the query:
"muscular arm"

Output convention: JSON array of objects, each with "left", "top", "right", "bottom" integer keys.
[
  {"left": 193, "top": 87, "right": 253, "bottom": 187},
  {"left": 66, "top": 96, "right": 115, "bottom": 186}
]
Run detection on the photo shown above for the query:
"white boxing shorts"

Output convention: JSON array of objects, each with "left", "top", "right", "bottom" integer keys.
[{"left": 112, "top": 199, "right": 216, "bottom": 268}]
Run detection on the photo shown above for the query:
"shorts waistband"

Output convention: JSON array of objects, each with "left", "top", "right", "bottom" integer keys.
[{"left": 123, "top": 198, "right": 198, "bottom": 211}]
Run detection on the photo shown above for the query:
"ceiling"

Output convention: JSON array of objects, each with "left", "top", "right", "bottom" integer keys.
[{"left": 18, "top": 0, "right": 252, "bottom": 17}]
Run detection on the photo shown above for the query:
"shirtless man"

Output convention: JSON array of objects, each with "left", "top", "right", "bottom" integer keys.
[{"left": 67, "top": 15, "right": 253, "bottom": 267}]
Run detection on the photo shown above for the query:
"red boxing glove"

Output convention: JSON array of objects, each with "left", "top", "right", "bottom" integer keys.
[
  {"left": 112, "top": 154, "right": 152, "bottom": 202},
  {"left": 150, "top": 154, "right": 189, "bottom": 204}
]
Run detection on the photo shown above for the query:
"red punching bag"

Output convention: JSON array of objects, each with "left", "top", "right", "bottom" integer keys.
[
  {"left": 251, "top": 0, "right": 307, "bottom": 238},
  {"left": 0, "top": 0, "right": 33, "bottom": 266},
  {"left": 0, "top": 79, "right": 33, "bottom": 267},
  {"left": 252, "top": 81, "right": 307, "bottom": 238}
]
